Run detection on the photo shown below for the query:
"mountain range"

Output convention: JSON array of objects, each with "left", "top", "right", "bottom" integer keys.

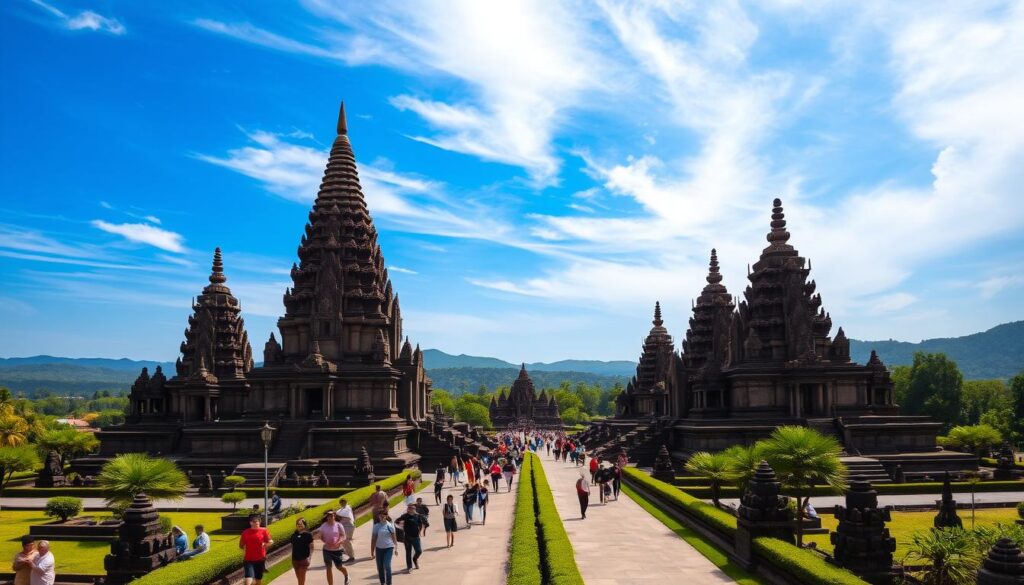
[{"left": 0, "top": 321, "right": 1020, "bottom": 395}]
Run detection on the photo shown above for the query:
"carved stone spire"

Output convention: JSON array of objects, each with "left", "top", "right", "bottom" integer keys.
[
  {"left": 831, "top": 477, "right": 897, "bottom": 581},
  {"left": 766, "top": 197, "right": 792, "bottom": 249},
  {"left": 977, "top": 538, "right": 1024, "bottom": 585},
  {"left": 934, "top": 472, "right": 963, "bottom": 529},
  {"left": 653, "top": 301, "right": 663, "bottom": 327}
]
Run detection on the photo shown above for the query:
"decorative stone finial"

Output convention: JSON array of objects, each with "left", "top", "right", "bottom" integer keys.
[
  {"left": 653, "top": 301, "right": 663, "bottom": 327},
  {"left": 977, "top": 538, "right": 1024, "bottom": 585},
  {"left": 934, "top": 472, "right": 963, "bottom": 529},
  {"left": 337, "top": 101, "right": 347, "bottom": 135},
  {"left": 831, "top": 476, "right": 897, "bottom": 580},
  {"left": 210, "top": 248, "right": 226, "bottom": 284},
  {"left": 766, "top": 198, "right": 791, "bottom": 246}
]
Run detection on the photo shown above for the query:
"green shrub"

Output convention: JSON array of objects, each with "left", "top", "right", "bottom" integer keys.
[
  {"left": 222, "top": 475, "right": 246, "bottom": 490},
  {"left": 678, "top": 480, "right": 1024, "bottom": 499},
  {"left": 237, "top": 487, "right": 354, "bottom": 498},
  {"left": 507, "top": 454, "right": 542, "bottom": 585},
  {"left": 531, "top": 453, "right": 584, "bottom": 585},
  {"left": 1018, "top": 501, "right": 1024, "bottom": 520},
  {"left": 753, "top": 536, "right": 867, "bottom": 585},
  {"left": 44, "top": 496, "right": 82, "bottom": 522},
  {"left": 159, "top": 515, "right": 173, "bottom": 533},
  {"left": 221, "top": 491, "right": 246, "bottom": 510},
  {"left": 132, "top": 469, "right": 420, "bottom": 585},
  {"left": 981, "top": 457, "right": 1024, "bottom": 470},
  {"left": 623, "top": 467, "right": 738, "bottom": 538}
]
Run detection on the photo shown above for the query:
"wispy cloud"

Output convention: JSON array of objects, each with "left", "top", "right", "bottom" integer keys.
[
  {"left": 388, "top": 266, "right": 419, "bottom": 275},
  {"left": 91, "top": 220, "right": 186, "bottom": 253},
  {"left": 29, "top": 0, "right": 125, "bottom": 35}
]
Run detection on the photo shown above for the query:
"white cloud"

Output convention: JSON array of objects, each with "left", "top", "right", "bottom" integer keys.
[
  {"left": 388, "top": 266, "right": 419, "bottom": 275},
  {"left": 30, "top": 0, "right": 124, "bottom": 34},
  {"left": 977, "top": 275, "right": 1024, "bottom": 300},
  {"left": 91, "top": 220, "right": 186, "bottom": 253}
]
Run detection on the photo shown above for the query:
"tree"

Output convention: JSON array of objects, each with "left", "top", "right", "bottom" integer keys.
[
  {"left": 0, "top": 413, "right": 30, "bottom": 447},
  {"left": 943, "top": 424, "right": 1002, "bottom": 456},
  {"left": 97, "top": 453, "right": 189, "bottom": 506},
  {"left": 560, "top": 407, "right": 588, "bottom": 427},
  {"left": 960, "top": 380, "right": 1010, "bottom": 425},
  {"left": 432, "top": 389, "right": 456, "bottom": 416},
  {"left": 36, "top": 428, "right": 100, "bottom": 468},
  {"left": 761, "top": 426, "right": 847, "bottom": 547},
  {"left": 723, "top": 442, "right": 768, "bottom": 491},
  {"left": 903, "top": 352, "right": 963, "bottom": 428},
  {"left": 685, "top": 451, "right": 734, "bottom": 506},
  {"left": 0, "top": 445, "right": 39, "bottom": 506},
  {"left": 91, "top": 409, "right": 125, "bottom": 428},
  {"left": 223, "top": 475, "right": 246, "bottom": 491},
  {"left": 454, "top": 401, "right": 491, "bottom": 428},
  {"left": 891, "top": 365, "right": 911, "bottom": 405},
  {"left": 45, "top": 496, "right": 83, "bottom": 522},
  {"left": 1010, "top": 371, "right": 1024, "bottom": 444},
  {"left": 222, "top": 491, "right": 246, "bottom": 511},
  {"left": 903, "top": 527, "right": 979, "bottom": 585}
]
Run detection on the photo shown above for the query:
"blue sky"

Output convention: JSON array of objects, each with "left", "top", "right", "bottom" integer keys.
[{"left": 1, "top": 0, "right": 1022, "bottom": 363}]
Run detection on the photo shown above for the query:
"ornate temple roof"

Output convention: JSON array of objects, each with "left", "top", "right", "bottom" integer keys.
[
  {"left": 682, "top": 249, "right": 735, "bottom": 372},
  {"left": 633, "top": 301, "right": 676, "bottom": 394},
  {"left": 174, "top": 248, "right": 253, "bottom": 381},
  {"left": 278, "top": 102, "right": 405, "bottom": 365}
]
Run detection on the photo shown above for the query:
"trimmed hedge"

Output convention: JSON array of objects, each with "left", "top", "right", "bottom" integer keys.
[
  {"left": 239, "top": 487, "right": 355, "bottom": 498},
  {"left": 981, "top": 457, "right": 1024, "bottom": 470},
  {"left": 752, "top": 536, "right": 866, "bottom": 585},
  {"left": 531, "top": 453, "right": 584, "bottom": 585},
  {"left": 623, "top": 467, "right": 737, "bottom": 538},
  {"left": 679, "top": 480, "right": 1024, "bottom": 499},
  {"left": 2, "top": 487, "right": 106, "bottom": 497},
  {"left": 132, "top": 469, "right": 420, "bottom": 585},
  {"left": 507, "top": 453, "right": 542, "bottom": 585}
]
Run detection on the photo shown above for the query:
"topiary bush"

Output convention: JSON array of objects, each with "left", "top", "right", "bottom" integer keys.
[
  {"left": 623, "top": 466, "right": 738, "bottom": 538},
  {"left": 507, "top": 454, "right": 542, "bottom": 585},
  {"left": 221, "top": 491, "right": 246, "bottom": 511},
  {"left": 753, "top": 536, "right": 867, "bottom": 585},
  {"left": 44, "top": 496, "right": 82, "bottom": 522},
  {"left": 531, "top": 453, "right": 585, "bottom": 585},
  {"left": 222, "top": 475, "right": 246, "bottom": 491}
]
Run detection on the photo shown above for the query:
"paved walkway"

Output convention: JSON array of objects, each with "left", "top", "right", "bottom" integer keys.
[
  {"left": 538, "top": 454, "right": 734, "bottom": 585},
  {"left": 271, "top": 473, "right": 517, "bottom": 584}
]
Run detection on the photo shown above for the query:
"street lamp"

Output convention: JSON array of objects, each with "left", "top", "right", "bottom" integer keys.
[{"left": 260, "top": 422, "right": 275, "bottom": 528}]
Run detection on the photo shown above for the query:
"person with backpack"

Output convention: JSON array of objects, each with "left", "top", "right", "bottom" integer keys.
[
  {"left": 461, "top": 482, "right": 478, "bottom": 528},
  {"left": 414, "top": 497, "right": 430, "bottom": 533},
  {"left": 575, "top": 471, "right": 590, "bottom": 519},
  {"left": 370, "top": 510, "right": 396, "bottom": 585},
  {"left": 477, "top": 479, "right": 490, "bottom": 526},
  {"left": 442, "top": 494, "right": 458, "bottom": 548}
]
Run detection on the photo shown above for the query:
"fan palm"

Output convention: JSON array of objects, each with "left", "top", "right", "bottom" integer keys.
[
  {"left": 903, "top": 527, "right": 980, "bottom": 585},
  {"left": 97, "top": 453, "right": 189, "bottom": 505},
  {"left": 0, "top": 414, "right": 30, "bottom": 447},
  {"left": 760, "top": 425, "right": 847, "bottom": 547},
  {"left": 37, "top": 428, "right": 100, "bottom": 468},
  {"left": 684, "top": 451, "right": 735, "bottom": 506},
  {"left": 723, "top": 441, "right": 767, "bottom": 491}
]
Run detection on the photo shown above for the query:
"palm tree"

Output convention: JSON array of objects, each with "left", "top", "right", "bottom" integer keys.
[
  {"left": 0, "top": 413, "right": 30, "bottom": 447},
  {"left": 0, "top": 445, "right": 39, "bottom": 509},
  {"left": 723, "top": 442, "right": 767, "bottom": 491},
  {"left": 903, "top": 527, "right": 980, "bottom": 585},
  {"left": 97, "top": 453, "right": 189, "bottom": 506},
  {"left": 37, "top": 428, "right": 100, "bottom": 468},
  {"left": 761, "top": 425, "right": 847, "bottom": 547},
  {"left": 684, "top": 451, "right": 735, "bottom": 507}
]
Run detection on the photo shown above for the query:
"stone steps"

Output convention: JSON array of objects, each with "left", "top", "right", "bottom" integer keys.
[{"left": 842, "top": 456, "right": 891, "bottom": 484}]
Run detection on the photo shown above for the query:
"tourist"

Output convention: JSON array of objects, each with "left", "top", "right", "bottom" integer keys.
[
  {"left": 171, "top": 526, "right": 189, "bottom": 557},
  {"left": 489, "top": 460, "right": 502, "bottom": 492},
  {"left": 804, "top": 502, "right": 819, "bottom": 519},
  {"left": 434, "top": 464, "right": 446, "bottom": 494},
  {"left": 414, "top": 497, "right": 430, "bottom": 533},
  {"left": 290, "top": 518, "right": 314, "bottom": 585},
  {"left": 179, "top": 524, "right": 210, "bottom": 559},
  {"left": 465, "top": 456, "right": 476, "bottom": 485},
  {"left": 502, "top": 458, "right": 516, "bottom": 492},
  {"left": 370, "top": 510, "right": 397, "bottom": 585},
  {"left": 336, "top": 498, "right": 356, "bottom": 561},
  {"left": 576, "top": 471, "right": 590, "bottom": 519},
  {"left": 316, "top": 511, "right": 350, "bottom": 585},
  {"left": 478, "top": 479, "right": 490, "bottom": 526},
  {"left": 30, "top": 541, "right": 54, "bottom": 585},
  {"left": 612, "top": 463, "right": 623, "bottom": 498},
  {"left": 370, "top": 484, "right": 388, "bottom": 525},
  {"left": 402, "top": 474, "right": 416, "bottom": 505},
  {"left": 269, "top": 491, "right": 282, "bottom": 515},
  {"left": 461, "top": 482, "right": 478, "bottom": 528},
  {"left": 11, "top": 535, "right": 37, "bottom": 585},
  {"left": 238, "top": 514, "right": 272, "bottom": 585},
  {"left": 589, "top": 455, "right": 599, "bottom": 483},
  {"left": 396, "top": 504, "right": 425, "bottom": 572},
  {"left": 450, "top": 455, "right": 461, "bottom": 486},
  {"left": 433, "top": 471, "right": 444, "bottom": 504},
  {"left": 443, "top": 494, "right": 458, "bottom": 548},
  {"left": 546, "top": 440, "right": 551, "bottom": 456}
]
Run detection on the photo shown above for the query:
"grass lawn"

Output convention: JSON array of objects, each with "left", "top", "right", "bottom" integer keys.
[
  {"left": 0, "top": 510, "right": 232, "bottom": 575},
  {"left": 805, "top": 507, "right": 1021, "bottom": 560}
]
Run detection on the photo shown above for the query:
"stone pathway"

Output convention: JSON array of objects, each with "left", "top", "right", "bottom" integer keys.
[
  {"left": 271, "top": 473, "right": 517, "bottom": 584},
  {"left": 538, "top": 454, "right": 735, "bottom": 585}
]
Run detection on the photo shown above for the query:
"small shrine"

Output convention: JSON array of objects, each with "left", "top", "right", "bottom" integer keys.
[
  {"left": 103, "top": 493, "right": 176, "bottom": 584},
  {"left": 831, "top": 477, "right": 898, "bottom": 584}
]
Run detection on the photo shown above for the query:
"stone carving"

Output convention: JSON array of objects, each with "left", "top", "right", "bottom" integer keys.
[
  {"left": 976, "top": 538, "right": 1024, "bottom": 585},
  {"left": 103, "top": 493, "right": 175, "bottom": 584},
  {"left": 354, "top": 446, "right": 375, "bottom": 486},
  {"left": 830, "top": 477, "right": 898, "bottom": 583},
  {"left": 934, "top": 472, "right": 963, "bottom": 529},
  {"left": 995, "top": 443, "right": 1017, "bottom": 481},
  {"left": 736, "top": 460, "right": 794, "bottom": 566},
  {"left": 36, "top": 450, "right": 66, "bottom": 488},
  {"left": 652, "top": 445, "right": 675, "bottom": 482}
]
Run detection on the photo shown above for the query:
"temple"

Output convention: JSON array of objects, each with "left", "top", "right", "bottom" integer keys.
[
  {"left": 78, "top": 103, "right": 488, "bottom": 484},
  {"left": 587, "top": 199, "right": 972, "bottom": 476},
  {"left": 490, "top": 365, "right": 563, "bottom": 429}
]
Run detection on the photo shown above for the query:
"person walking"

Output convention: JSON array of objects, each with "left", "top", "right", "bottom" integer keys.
[
  {"left": 396, "top": 504, "right": 425, "bottom": 572},
  {"left": 12, "top": 536, "right": 37, "bottom": 585},
  {"left": 478, "top": 479, "right": 490, "bottom": 526},
  {"left": 449, "top": 455, "right": 461, "bottom": 486},
  {"left": 612, "top": 465, "right": 622, "bottom": 499},
  {"left": 461, "top": 482, "right": 478, "bottom": 528},
  {"left": 433, "top": 472, "right": 444, "bottom": 504},
  {"left": 370, "top": 511, "right": 397, "bottom": 585},
  {"left": 402, "top": 474, "right": 415, "bottom": 505},
  {"left": 239, "top": 515, "right": 272, "bottom": 585},
  {"left": 489, "top": 460, "right": 502, "bottom": 493},
  {"left": 414, "top": 497, "right": 430, "bottom": 533},
  {"left": 576, "top": 472, "right": 590, "bottom": 519},
  {"left": 589, "top": 456, "right": 599, "bottom": 483},
  {"left": 289, "top": 518, "right": 314, "bottom": 585},
  {"left": 464, "top": 457, "right": 476, "bottom": 486},
  {"left": 29, "top": 541, "right": 54, "bottom": 585},
  {"left": 442, "top": 494, "right": 458, "bottom": 548},
  {"left": 317, "top": 511, "right": 350, "bottom": 585},
  {"left": 370, "top": 484, "right": 388, "bottom": 525},
  {"left": 502, "top": 459, "right": 515, "bottom": 492},
  {"left": 336, "top": 498, "right": 356, "bottom": 562}
]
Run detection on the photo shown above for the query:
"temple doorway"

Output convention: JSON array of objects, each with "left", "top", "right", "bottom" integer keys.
[
  {"left": 800, "top": 385, "right": 814, "bottom": 416},
  {"left": 306, "top": 387, "right": 323, "bottom": 418}
]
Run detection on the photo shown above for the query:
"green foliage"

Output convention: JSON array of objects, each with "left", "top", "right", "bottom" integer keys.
[
  {"left": 454, "top": 400, "right": 491, "bottom": 427},
  {"left": 222, "top": 475, "right": 245, "bottom": 490},
  {"left": 752, "top": 536, "right": 868, "bottom": 585},
  {"left": 91, "top": 409, "right": 126, "bottom": 427},
  {"left": 432, "top": 389, "right": 456, "bottom": 415},
  {"left": 0, "top": 444, "right": 40, "bottom": 496},
  {"left": 220, "top": 491, "right": 246, "bottom": 510},
  {"left": 723, "top": 442, "right": 767, "bottom": 490},
  {"left": 97, "top": 453, "right": 189, "bottom": 505},
  {"left": 507, "top": 453, "right": 542, "bottom": 585},
  {"left": 0, "top": 413, "right": 31, "bottom": 446},
  {"left": 622, "top": 466, "right": 738, "bottom": 538},
  {"left": 943, "top": 424, "right": 1003, "bottom": 455},
  {"left": 531, "top": 453, "right": 584, "bottom": 585},
  {"left": 44, "top": 496, "right": 83, "bottom": 522},
  {"left": 892, "top": 365, "right": 911, "bottom": 405},
  {"left": 684, "top": 451, "right": 734, "bottom": 505},
  {"left": 961, "top": 379, "right": 1010, "bottom": 423},
  {"left": 131, "top": 469, "right": 420, "bottom": 585},
  {"left": 1018, "top": 501, "right": 1024, "bottom": 521},
  {"left": 236, "top": 487, "right": 353, "bottom": 498},
  {"left": 36, "top": 427, "right": 100, "bottom": 467},
  {"left": 1010, "top": 371, "right": 1024, "bottom": 442},
  {"left": 903, "top": 527, "right": 979, "bottom": 585},
  {"left": 903, "top": 352, "right": 964, "bottom": 427},
  {"left": 677, "top": 480, "right": 1024, "bottom": 499}
]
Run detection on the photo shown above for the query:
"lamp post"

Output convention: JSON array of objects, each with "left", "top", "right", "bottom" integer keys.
[{"left": 260, "top": 422, "right": 275, "bottom": 528}]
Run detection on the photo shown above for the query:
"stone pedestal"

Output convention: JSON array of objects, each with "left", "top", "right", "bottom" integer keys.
[
  {"left": 36, "top": 450, "right": 66, "bottom": 488},
  {"left": 652, "top": 444, "right": 675, "bottom": 482},
  {"left": 104, "top": 493, "right": 176, "bottom": 584},
  {"left": 994, "top": 443, "right": 1017, "bottom": 481},
  {"left": 934, "top": 472, "right": 963, "bottom": 529},
  {"left": 830, "top": 477, "right": 898, "bottom": 584},
  {"left": 977, "top": 538, "right": 1024, "bottom": 585},
  {"left": 353, "top": 446, "right": 376, "bottom": 486},
  {"left": 735, "top": 461, "right": 793, "bottom": 567}
]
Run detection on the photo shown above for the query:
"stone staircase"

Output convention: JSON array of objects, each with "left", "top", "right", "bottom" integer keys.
[
  {"left": 806, "top": 417, "right": 843, "bottom": 442},
  {"left": 232, "top": 462, "right": 287, "bottom": 487},
  {"left": 268, "top": 421, "right": 310, "bottom": 460},
  {"left": 841, "top": 456, "right": 892, "bottom": 484}
]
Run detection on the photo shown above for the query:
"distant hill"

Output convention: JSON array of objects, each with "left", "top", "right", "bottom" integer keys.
[
  {"left": 427, "top": 367, "right": 626, "bottom": 395},
  {"left": 850, "top": 321, "right": 1024, "bottom": 379},
  {"left": 422, "top": 349, "right": 636, "bottom": 377}
]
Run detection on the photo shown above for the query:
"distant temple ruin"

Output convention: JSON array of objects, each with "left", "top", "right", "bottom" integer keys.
[{"left": 489, "top": 365, "right": 563, "bottom": 429}]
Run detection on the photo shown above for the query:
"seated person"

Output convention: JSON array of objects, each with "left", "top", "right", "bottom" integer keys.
[
  {"left": 269, "top": 492, "right": 282, "bottom": 515},
  {"left": 171, "top": 526, "right": 189, "bottom": 557},
  {"left": 179, "top": 524, "right": 210, "bottom": 560},
  {"left": 804, "top": 502, "right": 819, "bottom": 519}
]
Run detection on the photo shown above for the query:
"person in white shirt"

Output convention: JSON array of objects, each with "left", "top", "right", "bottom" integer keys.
[
  {"left": 335, "top": 498, "right": 356, "bottom": 561},
  {"left": 30, "top": 541, "right": 54, "bottom": 585},
  {"left": 180, "top": 524, "right": 211, "bottom": 560}
]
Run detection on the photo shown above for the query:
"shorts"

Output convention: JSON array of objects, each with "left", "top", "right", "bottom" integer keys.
[
  {"left": 323, "top": 548, "right": 345, "bottom": 568},
  {"left": 243, "top": 560, "right": 266, "bottom": 579},
  {"left": 291, "top": 558, "right": 310, "bottom": 569},
  {"left": 444, "top": 518, "right": 458, "bottom": 532}
]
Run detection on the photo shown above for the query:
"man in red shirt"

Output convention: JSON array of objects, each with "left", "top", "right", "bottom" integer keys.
[{"left": 238, "top": 514, "right": 273, "bottom": 585}]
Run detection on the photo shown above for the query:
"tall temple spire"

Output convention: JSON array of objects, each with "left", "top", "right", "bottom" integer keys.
[
  {"left": 653, "top": 301, "right": 663, "bottom": 327},
  {"left": 766, "top": 198, "right": 791, "bottom": 248},
  {"left": 707, "top": 248, "right": 722, "bottom": 284},
  {"left": 209, "top": 247, "right": 226, "bottom": 284},
  {"left": 337, "top": 101, "right": 347, "bottom": 135}
]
